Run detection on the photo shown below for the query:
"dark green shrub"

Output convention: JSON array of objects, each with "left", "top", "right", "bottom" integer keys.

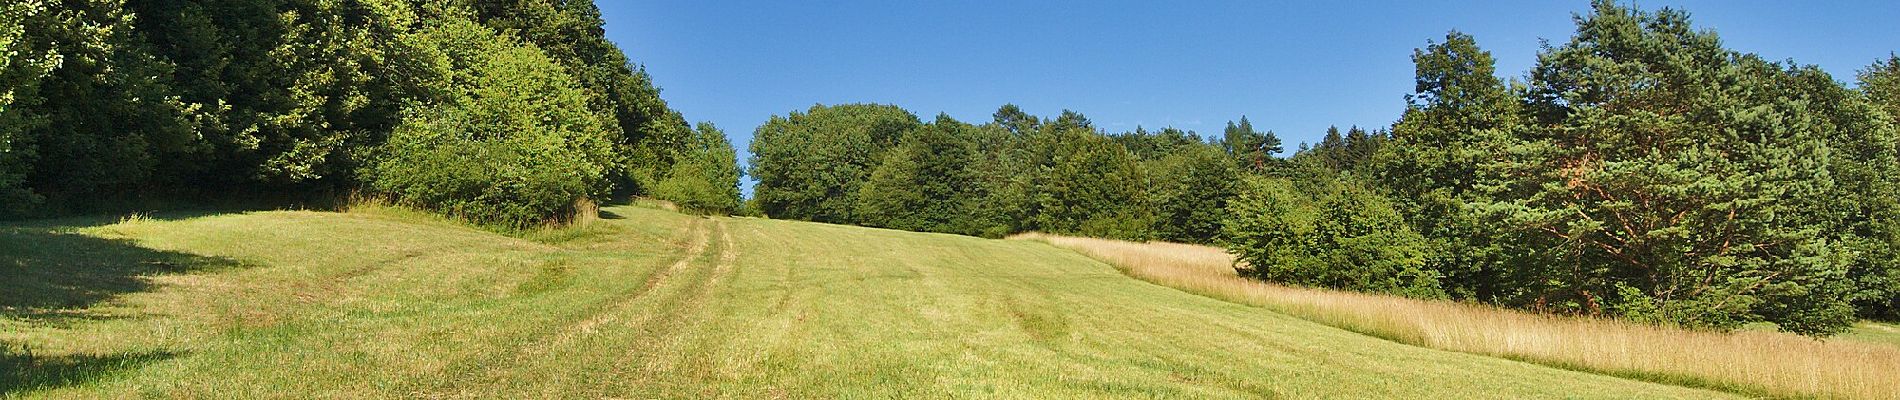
[
  {"left": 1148, "top": 144, "right": 1240, "bottom": 244},
  {"left": 1223, "top": 176, "right": 1443, "bottom": 298},
  {"left": 855, "top": 115, "right": 979, "bottom": 234},
  {"left": 1036, "top": 130, "right": 1153, "bottom": 240}
]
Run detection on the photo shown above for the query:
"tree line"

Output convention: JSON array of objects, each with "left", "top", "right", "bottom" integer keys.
[
  {"left": 0, "top": 0, "right": 742, "bottom": 227},
  {"left": 5, "top": 0, "right": 1891, "bottom": 336},
  {"left": 748, "top": 103, "right": 1281, "bottom": 243},
  {"left": 747, "top": 1, "right": 1900, "bottom": 336}
]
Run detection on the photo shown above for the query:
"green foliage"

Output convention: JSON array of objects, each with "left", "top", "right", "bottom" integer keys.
[
  {"left": 14, "top": 0, "right": 201, "bottom": 208},
  {"left": 1219, "top": 116, "right": 1281, "bottom": 173},
  {"left": 748, "top": 103, "right": 920, "bottom": 223},
  {"left": 1114, "top": 126, "right": 1199, "bottom": 161},
  {"left": 0, "top": 0, "right": 55, "bottom": 216},
  {"left": 365, "top": 17, "right": 616, "bottom": 229},
  {"left": 1464, "top": 1, "right": 1870, "bottom": 335},
  {"left": 1148, "top": 144, "right": 1240, "bottom": 244},
  {"left": 963, "top": 111, "right": 1040, "bottom": 237},
  {"left": 1847, "top": 55, "right": 1900, "bottom": 320},
  {"left": 1295, "top": 126, "right": 1385, "bottom": 174},
  {"left": 1863, "top": 54, "right": 1900, "bottom": 121},
  {"left": 1223, "top": 176, "right": 1443, "bottom": 298},
  {"left": 1371, "top": 30, "right": 1523, "bottom": 301},
  {"left": 0, "top": 0, "right": 718, "bottom": 228},
  {"left": 128, "top": 0, "right": 407, "bottom": 188},
  {"left": 1035, "top": 129, "right": 1153, "bottom": 240},
  {"left": 462, "top": 0, "right": 692, "bottom": 193},
  {"left": 651, "top": 123, "right": 742, "bottom": 215},
  {"left": 855, "top": 115, "right": 978, "bottom": 234},
  {"left": 991, "top": 103, "right": 1040, "bottom": 135},
  {"left": 1208, "top": 4, "right": 1898, "bottom": 335},
  {"left": 748, "top": 104, "right": 1237, "bottom": 242},
  {"left": 748, "top": 103, "right": 1250, "bottom": 243}
]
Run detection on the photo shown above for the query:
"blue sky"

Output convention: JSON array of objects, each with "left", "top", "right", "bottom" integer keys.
[{"left": 599, "top": 1, "right": 1897, "bottom": 189}]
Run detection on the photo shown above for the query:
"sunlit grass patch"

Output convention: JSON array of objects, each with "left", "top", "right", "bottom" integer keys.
[
  {"left": 1, "top": 206, "right": 1743, "bottom": 398},
  {"left": 1014, "top": 232, "right": 1900, "bottom": 400}
]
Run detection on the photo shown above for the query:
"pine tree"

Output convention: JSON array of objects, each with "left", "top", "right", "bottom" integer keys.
[
  {"left": 991, "top": 103, "right": 1039, "bottom": 136},
  {"left": 1844, "top": 55, "right": 1900, "bottom": 319},
  {"left": 1475, "top": 1, "right": 1863, "bottom": 335},
  {"left": 1220, "top": 116, "right": 1281, "bottom": 173},
  {"left": 1862, "top": 55, "right": 1900, "bottom": 117},
  {"left": 1371, "top": 30, "right": 1524, "bottom": 301}
]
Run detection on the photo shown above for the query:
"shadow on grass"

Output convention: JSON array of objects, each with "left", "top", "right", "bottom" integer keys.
[
  {"left": 1, "top": 217, "right": 239, "bottom": 393},
  {"left": 1, "top": 220, "right": 243, "bottom": 324},
  {"left": 0, "top": 345, "right": 181, "bottom": 395}
]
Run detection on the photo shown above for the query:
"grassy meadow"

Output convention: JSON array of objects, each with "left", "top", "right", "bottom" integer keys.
[
  {"left": 0, "top": 204, "right": 1744, "bottom": 398},
  {"left": 1847, "top": 322, "right": 1900, "bottom": 347},
  {"left": 1012, "top": 233, "right": 1900, "bottom": 400}
]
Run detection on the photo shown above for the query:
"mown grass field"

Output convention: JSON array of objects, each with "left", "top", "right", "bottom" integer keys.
[
  {"left": 4, "top": 204, "right": 1748, "bottom": 398},
  {"left": 1849, "top": 322, "right": 1900, "bottom": 347},
  {"left": 1014, "top": 233, "right": 1900, "bottom": 400}
]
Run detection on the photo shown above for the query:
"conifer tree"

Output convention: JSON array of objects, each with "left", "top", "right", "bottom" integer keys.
[
  {"left": 1372, "top": 30, "right": 1524, "bottom": 301},
  {"left": 1475, "top": 1, "right": 1865, "bottom": 334}
]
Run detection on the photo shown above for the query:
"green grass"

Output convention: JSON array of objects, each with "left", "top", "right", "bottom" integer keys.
[
  {"left": 2, "top": 205, "right": 1739, "bottom": 398},
  {"left": 1847, "top": 322, "right": 1900, "bottom": 346}
]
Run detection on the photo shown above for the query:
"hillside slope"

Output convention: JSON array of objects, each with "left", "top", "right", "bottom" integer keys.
[{"left": 1, "top": 205, "right": 1734, "bottom": 398}]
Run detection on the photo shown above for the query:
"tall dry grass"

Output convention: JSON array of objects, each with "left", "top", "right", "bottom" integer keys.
[{"left": 1011, "top": 232, "right": 1900, "bottom": 400}]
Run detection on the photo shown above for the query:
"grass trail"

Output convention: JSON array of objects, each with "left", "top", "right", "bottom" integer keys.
[
  {"left": 3, "top": 205, "right": 1738, "bottom": 398},
  {"left": 1013, "top": 233, "right": 1900, "bottom": 400}
]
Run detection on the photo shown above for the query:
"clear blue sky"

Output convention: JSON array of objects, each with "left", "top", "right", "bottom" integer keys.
[{"left": 599, "top": 1, "right": 1897, "bottom": 191}]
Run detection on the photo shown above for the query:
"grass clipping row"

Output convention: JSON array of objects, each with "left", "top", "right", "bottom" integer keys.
[{"left": 1011, "top": 233, "right": 1899, "bottom": 400}]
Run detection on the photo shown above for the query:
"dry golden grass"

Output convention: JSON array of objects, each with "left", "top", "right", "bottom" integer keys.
[
  {"left": 1011, "top": 232, "right": 1900, "bottom": 400},
  {"left": 564, "top": 197, "right": 601, "bottom": 226}
]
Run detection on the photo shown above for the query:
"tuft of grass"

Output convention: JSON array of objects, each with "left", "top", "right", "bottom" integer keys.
[
  {"left": 115, "top": 213, "right": 149, "bottom": 225},
  {"left": 1012, "top": 232, "right": 1900, "bottom": 400},
  {"left": 632, "top": 197, "right": 681, "bottom": 212},
  {"left": 555, "top": 197, "right": 600, "bottom": 227}
]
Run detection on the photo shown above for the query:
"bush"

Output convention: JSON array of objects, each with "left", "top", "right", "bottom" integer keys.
[
  {"left": 1223, "top": 176, "right": 1443, "bottom": 298},
  {"left": 365, "top": 19, "right": 615, "bottom": 229},
  {"left": 369, "top": 128, "right": 599, "bottom": 228},
  {"left": 651, "top": 123, "right": 742, "bottom": 215}
]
